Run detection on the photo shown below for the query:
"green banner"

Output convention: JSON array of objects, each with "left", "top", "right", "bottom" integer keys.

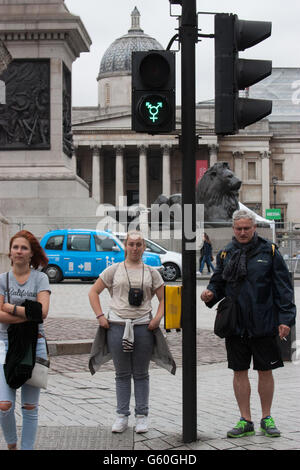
[{"left": 265, "top": 208, "right": 281, "bottom": 220}]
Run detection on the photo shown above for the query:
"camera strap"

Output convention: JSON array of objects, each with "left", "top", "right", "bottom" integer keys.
[{"left": 124, "top": 261, "right": 144, "bottom": 290}]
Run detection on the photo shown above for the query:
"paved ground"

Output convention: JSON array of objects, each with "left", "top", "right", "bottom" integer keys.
[{"left": 0, "top": 278, "right": 299, "bottom": 452}]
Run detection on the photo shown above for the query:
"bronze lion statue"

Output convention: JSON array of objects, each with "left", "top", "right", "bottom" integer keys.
[
  {"left": 151, "top": 162, "right": 241, "bottom": 227},
  {"left": 196, "top": 162, "right": 241, "bottom": 223}
]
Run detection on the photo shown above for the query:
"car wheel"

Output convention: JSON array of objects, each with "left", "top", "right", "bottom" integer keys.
[
  {"left": 162, "top": 263, "right": 180, "bottom": 282},
  {"left": 44, "top": 265, "right": 63, "bottom": 283}
]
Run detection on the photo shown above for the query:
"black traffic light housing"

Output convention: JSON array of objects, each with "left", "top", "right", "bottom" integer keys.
[
  {"left": 132, "top": 50, "right": 175, "bottom": 134},
  {"left": 215, "top": 13, "right": 272, "bottom": 135}
]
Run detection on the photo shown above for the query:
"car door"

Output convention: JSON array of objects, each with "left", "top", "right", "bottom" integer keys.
[
  {"left": 93, "top": 233, "right": 124, "bottom": 275},
  {"left": 63, "top": 233, "right": 96, "bottom": 278}
]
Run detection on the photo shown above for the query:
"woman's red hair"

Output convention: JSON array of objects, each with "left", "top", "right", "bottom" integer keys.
[{"left": 9, "top": 230, "right": 48, "bottom": 269}]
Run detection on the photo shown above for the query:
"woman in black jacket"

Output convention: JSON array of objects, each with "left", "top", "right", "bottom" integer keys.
[{"left": 199, "top": 233, "right": 215, "bottom": 274}]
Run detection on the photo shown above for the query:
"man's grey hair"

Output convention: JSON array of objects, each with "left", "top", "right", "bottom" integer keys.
[{"left": 232, "top": 209, "right": 257, "bottom": 225}]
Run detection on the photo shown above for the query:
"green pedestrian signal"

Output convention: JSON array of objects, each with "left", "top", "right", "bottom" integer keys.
[
  {"left": 145, "top": 101, "right": 163, "bottom": 122},
  {"left": 132, "top": 51, "right": 175, "bottom": 134},
  {"left": 137, "top": 94, "right": 170, "bottom": 128}
]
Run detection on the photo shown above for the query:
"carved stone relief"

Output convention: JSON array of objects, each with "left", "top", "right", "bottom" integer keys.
[
  {"left": 0, "top": 59, "right": 50, "bottom": 149},
  {"left": 63, "top": 63, "right": 73, "bottom": 158}
]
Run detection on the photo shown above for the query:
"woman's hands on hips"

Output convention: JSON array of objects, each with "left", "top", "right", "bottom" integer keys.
[
  {"left": 148, "top": 316, "right": 161, "bottom": 331},
  {"left": 98, "top": 315, "right": 110, "bottom": 329}
]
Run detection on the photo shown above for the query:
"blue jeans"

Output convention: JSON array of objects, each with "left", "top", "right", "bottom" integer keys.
[
  {"left": 0, "top": 337, "right": 47, "bottom": 450},
  {"left": 200, "top": 255, "right": 215, "bottom": 273},
  {"left": 107, "top": 323, "right": 154, "bottom": 417}
]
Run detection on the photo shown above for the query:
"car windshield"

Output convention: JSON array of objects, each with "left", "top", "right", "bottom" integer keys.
[
  {"left": 94, "top": 235, "right": 119, "bottom": 252},
  {"left": 115, "top": 233, "right": 165, "bottom": 255},
  {"left": 67, "top": 234, "right": 90, "bottom": 251},
  {"left": 145, "top": 240, "right": 165, "bottom": 254},
  {"left": 45, "top": 235, "right": 64, "bottom": 250}
]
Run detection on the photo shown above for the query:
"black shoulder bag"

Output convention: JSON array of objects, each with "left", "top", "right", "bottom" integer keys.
[
  {"left": 214, "top": 283, "right": 241, "bottom": 339},
  {"left": 124, "top": 262, "right": 144, "bottom": 307}
]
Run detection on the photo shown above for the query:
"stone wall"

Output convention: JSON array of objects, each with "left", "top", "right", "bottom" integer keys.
[{"left": 0, "top": 212, "right": 10, "bottom": 273}]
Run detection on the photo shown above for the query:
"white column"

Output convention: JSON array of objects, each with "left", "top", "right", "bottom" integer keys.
[
  {"left": 139, "top": 145, "right": 148, "bottom": 207},
  {"left": 162, "top": 145, "right": 171, "bottom": 196},
  {"left": 99, "top": 148, "right": 104, "bottom": 204},
  {"left": 115, "top": 145, "right": 125, "bottom": 207},
  {"left": 232, "top": 151, "right": 244, "bottom": 181},
  {"left": 260, "top": 150, "right": 271, "bottom": 218},
  {"left": 91, "top": 146, "right": 101, "bottom": 203},
  {"left": 232, "top": 151, "right": 244, "bottom": 201},
  {"left": 72, "top": 145, "right": 78, "bottom": 174},
  {"left": 208, "top": 144, "right": 218, "bottom": 167}
]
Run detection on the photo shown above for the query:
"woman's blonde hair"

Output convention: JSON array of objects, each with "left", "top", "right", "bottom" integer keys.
[{"left": 124, "top": 230, "right": 146, "bottom": 258}]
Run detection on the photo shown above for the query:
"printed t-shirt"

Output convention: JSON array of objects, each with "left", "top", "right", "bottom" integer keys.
[{"left": 0, "top": 269, "right": 51, "bottom": 340}]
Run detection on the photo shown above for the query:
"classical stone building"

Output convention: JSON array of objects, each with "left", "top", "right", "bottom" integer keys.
[
  {"left": 0, "top": 2, "right": 299, "bottom": 240},
  {"left": 73, "top": 8, "right": 300, "bottom": 230},
  {"left": 0, "top": 0, "right": 97, "bottom": 236},
  {"left": 72, "top": 8, "right": 218, "bottom": 210}
]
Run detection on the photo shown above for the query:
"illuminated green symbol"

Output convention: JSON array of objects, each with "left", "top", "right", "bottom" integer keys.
[{"left": 145, "top": 101, "right": 163, "bottom": 122}]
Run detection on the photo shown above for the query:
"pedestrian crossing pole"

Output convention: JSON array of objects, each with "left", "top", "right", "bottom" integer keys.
[{"left": 178, "top": 0, "right": 198, "bottom": 443}]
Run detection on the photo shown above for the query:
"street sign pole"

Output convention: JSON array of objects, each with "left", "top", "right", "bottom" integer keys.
[{"left": 180, "top": 0, "right": 198, "bottom": 443}]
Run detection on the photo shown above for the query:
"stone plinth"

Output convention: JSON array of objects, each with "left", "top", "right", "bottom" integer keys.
[
  {"left": 0, "top": 1, "right": 98, "bottom": 233},
  {"left": 0, "top": 211, "right": 10, "bottom": 272}
]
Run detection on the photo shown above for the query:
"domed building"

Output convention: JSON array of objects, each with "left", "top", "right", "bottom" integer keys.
[
  {"left": 0, "top": 1, "right": 299, "bottom": 258},
  {"left": 72, "top": 7, "right": 217, "bottom": 209},
  {"left": 97, "top": 7, "right": 163, "bottom": 111},
  {"left": 72, "top": 6, "right": 300, "bottom": 236}
]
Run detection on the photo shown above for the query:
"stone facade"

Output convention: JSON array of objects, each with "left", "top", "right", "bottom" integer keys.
[
  {"left": 0, "top": 0, "right": 98, "bottom": 237},
  {"left": 73, "top": 73, "right": 300, "bottom": 229},
  {"left": 0, "top": 2, "right": 299, "bottom": 244},
  {"left": 72, "top": 8, "right": 300, "bottom": 233},
  {"left": 0, "top": 211, "right": 10, "bottom": 272}
]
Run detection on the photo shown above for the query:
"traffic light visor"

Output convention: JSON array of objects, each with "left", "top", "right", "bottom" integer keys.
[
  {"left": 139, "top": 53, "right": 171, "bottom": 88},
  {"left": 235, "top": 18, "right": 272, "bottom": 51},
  {"left": 237, "top": 97, "right": 272, "bottom": 129}
]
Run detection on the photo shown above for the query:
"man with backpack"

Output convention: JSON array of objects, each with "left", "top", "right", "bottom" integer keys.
[{"left": 201, "top": 209, "right": 296, "bottom": 438}]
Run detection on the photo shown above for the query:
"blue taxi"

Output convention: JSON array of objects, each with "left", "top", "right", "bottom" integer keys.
[{"left": 40, "top": 229, "right": 162, "bottom": 283}]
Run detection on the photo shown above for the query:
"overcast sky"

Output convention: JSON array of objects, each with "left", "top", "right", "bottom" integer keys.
[{"left": 65, "top": 0, "right": 300, "bottom": 107}]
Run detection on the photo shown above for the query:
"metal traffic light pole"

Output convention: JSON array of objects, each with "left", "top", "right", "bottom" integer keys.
[
  {"left": 179, "top": 0, "right": 198, "bottom": 443},
  {"left": 170, "top": 0, "right": 272, "bottom": 445}
]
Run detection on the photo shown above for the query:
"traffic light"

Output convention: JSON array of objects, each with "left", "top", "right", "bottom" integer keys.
[
  {"left": 132, "top": 51, "right": 175, "bottom": 134},
  {"left": 214, "top": 13, "right": 272, "bottom": 135}
]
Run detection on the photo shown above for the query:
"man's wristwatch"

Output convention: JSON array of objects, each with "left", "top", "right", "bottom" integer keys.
[{"left": 12, "top": 305, "right": 17, "bottom": 316}]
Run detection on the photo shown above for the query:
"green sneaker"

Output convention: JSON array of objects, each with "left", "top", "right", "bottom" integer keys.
[
  {"left": 260, "top": 416, "right": 281, "bottom": 437},
  {"left": 227, "top": 418, "right": 255, "bottom": 438}
]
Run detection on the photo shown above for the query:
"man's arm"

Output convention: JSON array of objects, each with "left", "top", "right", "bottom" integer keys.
[
  {"left": 272, "top": 248, "right": 296, "bottom": 334},
  {"left": 201, "top": 251, "right": 226, "bottom": 308}
]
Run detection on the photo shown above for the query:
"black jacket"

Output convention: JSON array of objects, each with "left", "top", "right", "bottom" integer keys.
[
  {"left": 4, "top": 300, "right": 43, "bottom": 389},
  {"left": 206, "top": 236, "right": 296, "bottom": 338},
  {"left": 201, "top": 241, "right": 213, "bottom": 259}
]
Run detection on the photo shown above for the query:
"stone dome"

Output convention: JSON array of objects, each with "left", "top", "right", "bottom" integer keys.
[{"left": 98, "top": 7, "right": 163, "bottom": 80}]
